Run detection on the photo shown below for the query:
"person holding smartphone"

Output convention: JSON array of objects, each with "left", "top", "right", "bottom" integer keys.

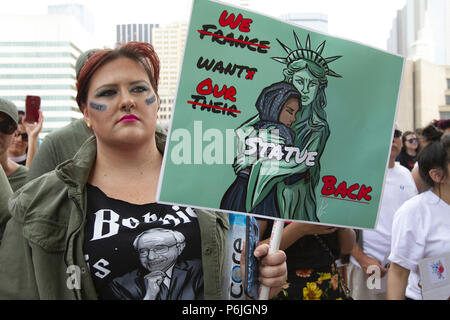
[
  {"left": 7, "top": 107, "right": 43, "bottom": 170},
  {"left": 0, "top": 98, "right": 30, "bottom": 192}
]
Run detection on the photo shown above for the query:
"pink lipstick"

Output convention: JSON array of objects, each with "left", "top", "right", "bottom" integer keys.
[{"left": 119, "top": 114, "right": 140, "bottom": 122}]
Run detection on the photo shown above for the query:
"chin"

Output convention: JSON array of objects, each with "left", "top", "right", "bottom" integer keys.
[
  {"left": 103, "top": 129, "right": 154, "bottom": 146},
  {"left": 9, "top": 148, "right": 24, "bottom": 156}
]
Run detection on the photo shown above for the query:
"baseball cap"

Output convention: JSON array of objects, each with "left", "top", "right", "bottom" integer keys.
[
  {"left": 75, "top": 48, "right": 100, "bottom": 80},
  {"left": 0, "top": 97, "right": 18, "bottom": 125}
]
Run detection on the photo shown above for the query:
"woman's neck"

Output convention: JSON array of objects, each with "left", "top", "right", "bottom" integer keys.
[
  {"left": 89, "top": 137, "right": 163, "bottom": 204},
  {"left": 405, "top": 148, "right": 416, "bottom": 157},
  {"left": 432, "top": 185, "right": 450, "bottom": 206},
  {"left": 7, "top": 149, "right": 24, "bottom": 158}
]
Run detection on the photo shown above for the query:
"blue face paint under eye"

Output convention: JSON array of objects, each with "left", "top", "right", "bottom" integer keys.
[
  {"left": 145, "top": 95, "right": 156, "bottom": 106},
  {"left": 90, "top": 102, "right": 107, "bottom": 112}
]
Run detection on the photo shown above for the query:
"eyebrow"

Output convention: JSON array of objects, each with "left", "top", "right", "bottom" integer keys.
[{"left": 285, "top": 106, "right": 294, "bottom": 112}]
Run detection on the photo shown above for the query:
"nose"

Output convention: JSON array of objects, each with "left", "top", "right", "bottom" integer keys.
[
  {"left": 119, "top": 92, "right": 135, "bottom": 112},
  {"left": 301, "top": 83, "right": 309, "bottom": 94},
  {"left": 148, "top": 250, "right": 158, "bottom": 260}
]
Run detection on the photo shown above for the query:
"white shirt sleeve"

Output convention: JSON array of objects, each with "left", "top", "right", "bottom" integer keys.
[{"left": 389, "top": 200, "right": 426, "bottom": 272}]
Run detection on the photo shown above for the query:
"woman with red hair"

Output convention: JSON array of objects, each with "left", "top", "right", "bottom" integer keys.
[{"left": 0, "top": 42, "right": 286, "bottom": 300}]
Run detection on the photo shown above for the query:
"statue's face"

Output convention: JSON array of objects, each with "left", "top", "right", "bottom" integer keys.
[{"left": 292, "top": 68, "right": 319, "bottom": 106}]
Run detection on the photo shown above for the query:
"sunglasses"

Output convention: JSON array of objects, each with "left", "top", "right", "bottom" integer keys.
[
  {"left": 0, "top": 120, "right": 17, "bottom": 135},
  {"left": 14, "top": 131, "right": 28, "bottom": 142},
  {"left": 394, "top": 129, "right": 402, "bottom": 138},
  {"left": 407, "top": 138, "right": 419, "bottom": 143}
]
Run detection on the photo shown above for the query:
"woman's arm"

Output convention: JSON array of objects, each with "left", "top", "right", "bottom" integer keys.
[
  {"left": 337, "top": 228, "right": 356, "bottom": 255},
  {"left": 258, "top": 221, "right": 337, "bottom": 250},
  {"left": 24, "top": 110, "right": 44, "bottom": 168},
  {"left": 350, "top": 243, "right": 388, "bottom": 277},
  {"left": 0, "top": 217, "right": 39, "bottom": 299},
  {"left": 386, "top": 262, "right": 410, "bottom": 300}
]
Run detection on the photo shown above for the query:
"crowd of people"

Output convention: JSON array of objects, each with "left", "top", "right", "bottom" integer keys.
[{"left": 0, "top": 41, "right": 449, "bottom": 300}]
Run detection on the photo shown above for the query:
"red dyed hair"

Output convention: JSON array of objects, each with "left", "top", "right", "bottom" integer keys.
[{"left": 76, "top": 41, "right": 160, "bottom": 111}]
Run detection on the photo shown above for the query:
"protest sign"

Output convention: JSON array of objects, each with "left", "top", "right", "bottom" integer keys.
[{"left": 157, "top": 0, "right": 404, "bottom": 229}]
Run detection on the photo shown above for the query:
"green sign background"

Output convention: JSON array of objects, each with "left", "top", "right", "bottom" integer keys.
[{"left": 157, "top": 0, "right": 404, "bottom": 229}]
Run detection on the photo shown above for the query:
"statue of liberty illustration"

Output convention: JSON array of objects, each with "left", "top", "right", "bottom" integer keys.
[{"left": 221, "top": 31, "right": 342, "bottom": 221}]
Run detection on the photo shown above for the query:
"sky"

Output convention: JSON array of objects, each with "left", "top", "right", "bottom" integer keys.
[{"left": 0, "top": 0, "right": 407, "bottom": 50}]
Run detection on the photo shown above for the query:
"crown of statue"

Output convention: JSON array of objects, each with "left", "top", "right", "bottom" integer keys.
[{"left": 272, "top": 31, "right": 342, "bottom": 78}]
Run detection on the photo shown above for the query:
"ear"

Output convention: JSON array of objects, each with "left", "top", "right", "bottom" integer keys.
[
  {"left": 428, "top": 168, "right": 444, "bottom": 185},
  {"left": 176, "top": 242, "right": 186, "bottom": 254},
  {"left": 82, "top": 104, "right": 91, "bottom": 128}
]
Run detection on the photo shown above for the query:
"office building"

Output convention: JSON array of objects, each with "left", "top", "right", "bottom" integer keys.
[
  {"left": 281, "top": 13, "right": 328, "bottom": 33},
  {"left": 396, "top": 59, "right": 450, "bottom": 130},
  {"left": 0, "top": 6, "right": 95, "bottom": 136},
  {"left": 388, "top": 0, "right": 449, "bottom": 65},
  {"left": 152, "top": 22, "right": 188, "bottom": 125},
  {"left": 388, "top": 0, "right": 450, "bottom": 128},
  {"left": 116, "top": 23, "right": 159, "bottom": 44}
]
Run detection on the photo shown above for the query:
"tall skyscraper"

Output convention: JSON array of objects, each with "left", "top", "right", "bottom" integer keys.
[
  {"left": 0, "top": 5, "right": 96, "bottom": 136},
  {"left": 152, "top": 22, "right": 188, "bottom": 125},
  {"left": 48, "top": 3, "right": 95, "bottom": 36},
  {"left": 281, "top": 13, "right": 328, "bottom": 33},
  {"left": 116, "top": 24, "right": 159, "bottom": 44},
  {"left": 388, "top": 0, "right": 450, "bottom": 66},
  {"left": 387, "top": 0, "right": 450, "bottom": 127}
]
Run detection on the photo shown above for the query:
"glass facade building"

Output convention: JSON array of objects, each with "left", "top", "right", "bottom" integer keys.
[{"left": 0, "top": 41, "right": 82, "bottom": 136}]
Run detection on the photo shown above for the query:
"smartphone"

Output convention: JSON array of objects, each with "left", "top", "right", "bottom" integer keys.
[
  {"left": 25, "top": 95, "right": 41, "bottom": 123},
  {"left": 244, "top": 216, "right": 260, "bottom": 299}
]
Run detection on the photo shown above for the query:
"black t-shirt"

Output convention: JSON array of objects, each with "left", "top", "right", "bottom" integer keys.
[
  {"left": 83, "top": 184, "right": 203, "bottom": 300},
  {"left": 261, "top": 221, "right": 340, "bottom": 270},
  {"left": 284, "top": 232, "right": 340, "bottom": 270},
  {"left": 396, "top": 151, "right": 416, "bottom": 171}
]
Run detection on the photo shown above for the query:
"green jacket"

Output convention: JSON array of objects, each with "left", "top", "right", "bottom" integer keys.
[
  {"left": 7, "top": 165, "right": 28, "bottom": 192},
  {"left": 0, "top": 136, "right": 229, "bottom": 300},
  {"left": 0, "top": 167, "right": 12, "bottom": 244},
  {"left": 27, "top": 118, "right": 92, "bottom": 182}
]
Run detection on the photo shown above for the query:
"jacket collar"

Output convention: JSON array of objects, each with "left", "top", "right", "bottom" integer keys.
[{"left": 55, "top": 136, "right": 97, "bottom": 190}]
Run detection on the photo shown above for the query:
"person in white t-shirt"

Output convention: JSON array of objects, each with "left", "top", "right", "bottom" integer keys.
[
  {"left": 411, "top": 124, "right": 443, "bottom": 193},
  {"left": 387, "top": 135, "right": 450, "bottom": 300},
  {"left": 347, "top": 127, "right": 418, "bottom": 300}
]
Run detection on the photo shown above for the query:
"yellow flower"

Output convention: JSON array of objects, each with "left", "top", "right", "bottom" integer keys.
[
  {"left": 303, "top": 282, "right": 323, "bottom": 300},
  {"left": 317, "top": 273, "right": 332, "bottom": 282}
]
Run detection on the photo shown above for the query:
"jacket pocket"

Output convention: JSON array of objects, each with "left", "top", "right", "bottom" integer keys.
[{"left": 23, "top": 218, "right": 68, "bottom": 253}]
